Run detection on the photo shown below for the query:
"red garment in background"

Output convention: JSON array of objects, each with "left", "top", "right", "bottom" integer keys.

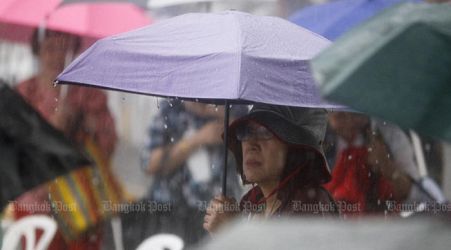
[
  {"left": 15, "top": 77, "right": 117, "bottom": 158},
  {"left": 324, "top": 147, "right": 394, "bottom": 215},
  {"left": 13, "top": 77, "right": 117, "bottom": 250}
]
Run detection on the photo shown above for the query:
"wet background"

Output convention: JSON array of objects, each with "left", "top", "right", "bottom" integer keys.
[{"left": 1, "top": 0, "right": 451, "bottom": 249}]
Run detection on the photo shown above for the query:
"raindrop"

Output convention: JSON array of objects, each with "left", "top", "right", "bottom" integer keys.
[
  {"left": 211, "top": 164, "right": 215, "bottom": 169},
  {"left": 164, "top": 124, "right": 168, "bottom": 129},
  {"left": 387, "top": 153, "right": 391, "bottom": 159},
  {"left": 367, "top": 147, "right": 373, "bottom": 152},
  {"left": 53, "top": 81, "right": 58, "bottom": 88},
  {"left": 383, "top": 121, "right": 387, "bottom": 125},
  {"left": 391, "top": 172, "right": 398, "bottom": 180},
  {"left": 54, "top": 97, "right": 58, "bottom": 102},
  {"left": 170, "top": 137, "right": 174, "bottom": 142},
  {"left": 372, "top": 130, "right": 376, "bottom": 135},
  {"left": 215, "top": 106, "right": 219, "bottom": 112},
  {"left": 164, "top": 116, "right": 168, "bottom": 121},
  {"left": 169, "top": 102, "right": 173, "bottom": 107},
  {"left": 181, "top": 100, "right": 185, "bottom": 103},
  {"left": 90, "top": 234, "right": 97, "bottom": 242},
  {"left": 347, "top": 155, "right": 353, "bottom": 160},
  {"left": 424, "top": 143, "right": 431, "bottom": 152},
  {"left": 368, "top": 172, "right": 371, "bottom": 177},
  {"left": 92, "top": 176, "right": 100, "bottom": 185},
  {"left": 375, "top": 160, "right": 379, "bottom": 164}
]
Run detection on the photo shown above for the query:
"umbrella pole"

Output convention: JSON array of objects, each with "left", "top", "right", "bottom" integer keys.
[{"left": 222, "top": 101, "right": 230, "bottom": 196}]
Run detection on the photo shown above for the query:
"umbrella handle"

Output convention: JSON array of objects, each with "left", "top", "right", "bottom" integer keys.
[{"left": 222, "top": 101, "right": 230, "bottom": 196}]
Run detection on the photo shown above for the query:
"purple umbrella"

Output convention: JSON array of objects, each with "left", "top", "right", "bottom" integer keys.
[{"left": 56, "top": 11, "right": 342, "bottom": 195}]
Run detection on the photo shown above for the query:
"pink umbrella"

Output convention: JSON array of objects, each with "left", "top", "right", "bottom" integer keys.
[
  {"left": 0, "top": 0, "right": 60, "bottom": 41},
  {"left": 0, "top": 0, "right": 151, "bottom": 43}
]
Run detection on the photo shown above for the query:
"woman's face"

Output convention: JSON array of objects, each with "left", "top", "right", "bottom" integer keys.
[{"left": 240, "top": 121, "right": 288, "bottom": 184}]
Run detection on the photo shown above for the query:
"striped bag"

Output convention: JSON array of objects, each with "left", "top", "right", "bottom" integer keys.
[{"left": 48, "top": 137, "right": 124, "bottom": 241}]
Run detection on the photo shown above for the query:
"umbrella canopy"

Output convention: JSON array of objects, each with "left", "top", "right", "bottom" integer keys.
[
  {"left": 0, "top": 0, "right": 151, "bottom": 43},
  {"left": 289, "top": 0, "right": 420, "bottom": 40},
  {"left": 311, "top": 2, "right": 451, "bottom": 142},
  {"left": 63, "top": 0, "right": 149, "bottom": 8},
  {"left": 0, "top": 81, "right": 91, "bottom": 209},
  {"left": 0, "top": 0, "right": 60, "bottom": 42},
  {"left": 56, "top": 11, "right": 338, "bottom": 109}
]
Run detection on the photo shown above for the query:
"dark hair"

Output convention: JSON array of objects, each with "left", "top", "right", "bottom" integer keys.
[
  {"left": 30, "top": 29, "right": 81, "bottom": 55},
  {"left": 282, "top": 146, "right": 324, "bottom": 187}
]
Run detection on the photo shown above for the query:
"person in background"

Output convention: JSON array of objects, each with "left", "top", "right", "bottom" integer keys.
[
  {"left": 203, "top": 103, "right": 338, "bottom": 234},
  {"left": 13, "top": 29, "right": 118, "bottom": 250},
  {"left": 324, "top": 111, "right": 444, "bottom": 216},
  {"left": 140, "top": 100, "right": 246, "bottom": 245}
]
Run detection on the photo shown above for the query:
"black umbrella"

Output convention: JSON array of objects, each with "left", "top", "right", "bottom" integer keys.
[{"left": 0, "top": 80, "right": 91, "bottom": 209}]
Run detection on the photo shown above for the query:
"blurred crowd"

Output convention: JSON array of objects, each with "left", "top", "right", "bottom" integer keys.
[{"left": 1, "top": 0, "right": 450, "bottom": 249}]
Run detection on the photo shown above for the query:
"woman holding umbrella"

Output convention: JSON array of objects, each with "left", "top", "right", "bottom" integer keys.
[{"left": 203, "top": 103, "right": 338, "bottom": 233}]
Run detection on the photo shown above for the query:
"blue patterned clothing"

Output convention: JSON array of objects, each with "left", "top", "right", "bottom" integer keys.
[{"left": 142, "top": 100, "right": 246, "bottom": 210}]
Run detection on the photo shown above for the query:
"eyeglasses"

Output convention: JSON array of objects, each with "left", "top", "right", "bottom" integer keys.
[{"left": 236, "top": 124, "right": 274, "bottom": 141}]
